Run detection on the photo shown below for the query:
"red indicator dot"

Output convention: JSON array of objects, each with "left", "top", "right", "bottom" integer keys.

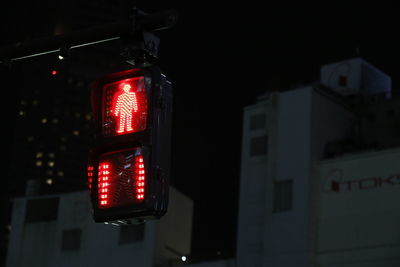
[{"left": 51, "top": 70, "right": 57, "bottom": 75}]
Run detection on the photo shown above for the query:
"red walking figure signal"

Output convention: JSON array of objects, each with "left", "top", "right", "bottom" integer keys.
[{"left": 114, "top": 84, "right": 138, "bottom": 134}]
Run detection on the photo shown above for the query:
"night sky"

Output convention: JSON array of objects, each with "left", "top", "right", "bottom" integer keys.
[{"left": 2, "top": 0, "right": 400, "bottom": 262}]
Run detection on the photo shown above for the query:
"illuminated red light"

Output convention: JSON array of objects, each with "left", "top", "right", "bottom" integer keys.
[
  {"left": 97, "top": 150, "right": 146, "bottom": 209},
  {"left": 98, "top": 162, "right": 110, "bottom": 208},
  {"left": 102, "top": 77, "right": 148, "bottom": 137},
  {"left": 87, "top": 165, "right": 94, "bottom": 192},
  {"left": 135, "top": 155, "right": 146, "bottom": 201},
  {"left": 114, "top": 84, "right": 138, "bottom": 134},
  {"left": 51, "top": 70, "right": 57, "bottom": 75}
]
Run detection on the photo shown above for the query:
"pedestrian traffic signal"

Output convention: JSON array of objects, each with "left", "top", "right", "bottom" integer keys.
[
  {"left": 101, "top": 76, "right": 148, "bottom": 137},
  {"left": 88, "top": 67, "right": 172, "bottom": 224}
]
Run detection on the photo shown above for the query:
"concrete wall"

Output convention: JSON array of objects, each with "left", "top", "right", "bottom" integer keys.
[
  {"left": 238, "top": 86, "right": 357, "bottom": 267},
  {"left": 320, "top": 58, "right": 362, "bottom": 95},
  {"left": 7, "top": 192, "right": 155, "bottom": 267},
  {"left": 154, "top": 187, "right": 193, "bottom": 266},
  {"left": 237, "top": 95, "right": 271, "bottom": 267},
  {"left": 176, "top": 259, "right": 236, "bottom": 267},
  {"left": 320, "top": 57, "right": 391, "bottom": 97},
  {"left": 317, "top": 148, "right": 400, "bottom": 267},
  {"left": 7, "top": 188, "right": 192, "bottom": 267},
  {"left": 262, "top": 87, "right": 313, "bottom": 267}
]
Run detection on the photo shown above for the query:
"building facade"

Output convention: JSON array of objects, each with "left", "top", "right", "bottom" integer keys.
[
  {"left": 6, "top": 187, "right": 193, "bottom": 267},
  {"left": 237, "top": 58, "right": 400, "bottom": 267}
]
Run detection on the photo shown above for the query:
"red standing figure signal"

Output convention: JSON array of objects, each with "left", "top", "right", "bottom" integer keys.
[
  {"left": 114, "top": 84, "right": 138, "bottom": 134},
  {"left": 89, "top": 67, "right": 173, "bottom": 223}
]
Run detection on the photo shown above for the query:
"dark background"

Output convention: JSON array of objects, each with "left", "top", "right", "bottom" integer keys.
[{"left": 1, "top": 1, "right": 400, "bottom": 264}]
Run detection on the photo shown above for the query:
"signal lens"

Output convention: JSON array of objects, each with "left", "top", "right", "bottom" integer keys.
[
  {"left": 102, "top": 76, "right": 148, "bottom": 137},
  {"left": 97, "top": 148, "right": 146, "bottom": 209}
]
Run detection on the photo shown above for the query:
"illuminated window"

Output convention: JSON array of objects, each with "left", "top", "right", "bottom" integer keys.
[
  {"left": 48, "top": 153, "right": 55, "bottom": 158},
  {"left": 52, "top": 118, "right": 59, "bottom": 124},
  {"left": 57, "top": 171, "right": 64, "bottom": 177},
  {"left": 73, "top": 130, "right": 79, "bottom": 136},
  {"left": 35, "top": 161, "right": 43, "bottom": 167},
  {"left": 19, "top": 111, "right": 25, "bottom": 116},
  {"left": 48, "top": 161, "right": 55, "bottom": 167},
  {"left": 36, "top": 152, "right": 43, "bottom": 158},
  {"left": 46, "top": 178, "right": 53, "bottom": 185},
  {"left": 41, "top": 118, "right": 48, "bottom": 124},
  {"left": 102, "top": 77, "right": 148, "bottom": 137}
]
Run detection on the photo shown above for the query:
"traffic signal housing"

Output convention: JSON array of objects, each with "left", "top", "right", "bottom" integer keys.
[{"left": 88, "top": 67, "right": 172, "bottom": 224}]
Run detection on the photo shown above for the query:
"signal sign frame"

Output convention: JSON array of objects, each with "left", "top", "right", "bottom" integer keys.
[{"left": 89, "top": 66, "right": 172, "bottom": 224}]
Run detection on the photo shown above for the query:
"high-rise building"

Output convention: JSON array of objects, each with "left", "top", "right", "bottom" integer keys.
[
  {"left": 2, "top": 1, "right": 132, "bottom": 264},
  {"left": 237, "top": 58, "right": 400, "bottom": 267},
  {"left": 7, "top": 0, "right": 129, "bottom": 197}
]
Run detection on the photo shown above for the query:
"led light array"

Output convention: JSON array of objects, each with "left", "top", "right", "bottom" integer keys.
[
  {"left": 114, "top": 84, "right": 138, "bottom": 134},
  {"left": 101, "top": 77, "right": 148, "bottom": 137},
  {"left": 135, "top": 155, "right": 145, "bottom": 200},
  {"left": 87, "top": 165, "right": 94, "bottom": 192},
  {"left": 98, "top": 163, "right": 110, "bottom": 207}
]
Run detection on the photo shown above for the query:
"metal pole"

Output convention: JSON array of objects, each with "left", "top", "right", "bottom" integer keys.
[{"left": 0, "top": 9, "right": 178, "bottom": 64}]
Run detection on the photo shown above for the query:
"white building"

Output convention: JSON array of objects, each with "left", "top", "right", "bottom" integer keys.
[
  {"left": 6, "top": 187, "right": 193, "bottom": 267},
  {"left": 238, "top": 58, "right": 400, "bottom": 267}
]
